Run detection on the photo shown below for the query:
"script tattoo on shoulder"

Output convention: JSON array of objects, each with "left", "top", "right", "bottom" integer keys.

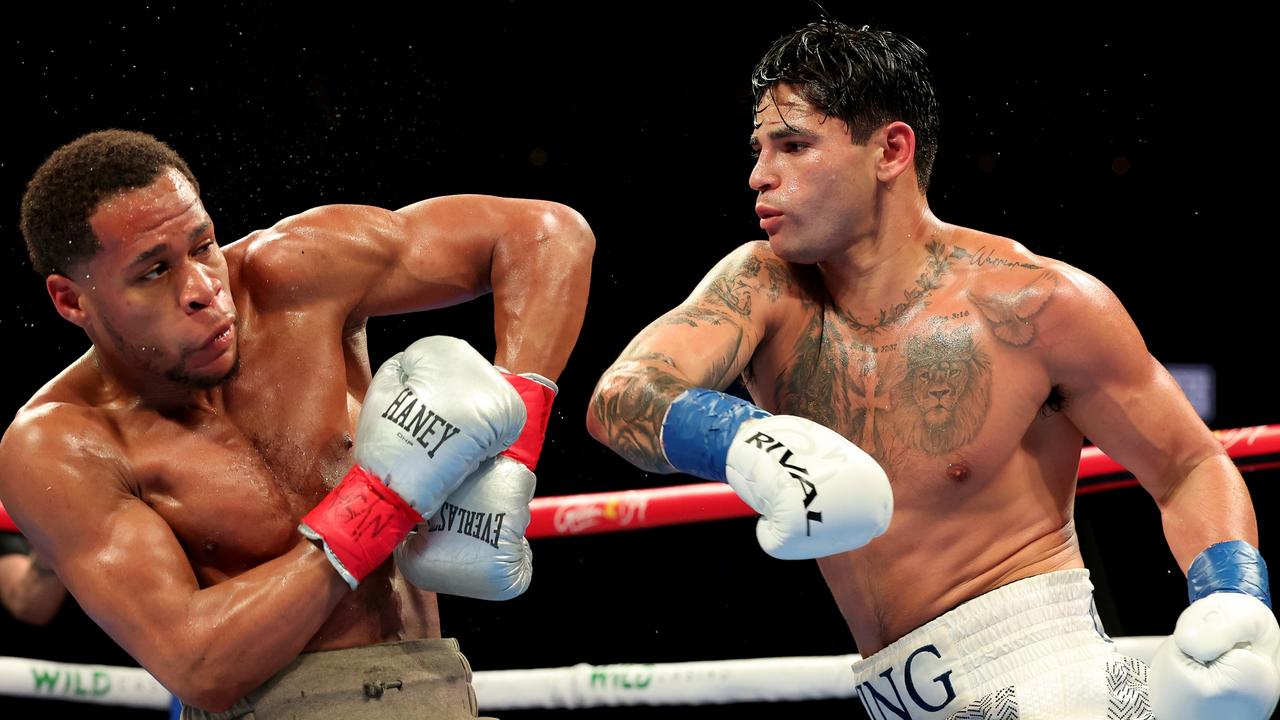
[
  {"left": 968, "top": 271, "right": 1059, "bottom": 347},
  {"left": 953, "top": 245, "right": 1043, "bottom": 271}
]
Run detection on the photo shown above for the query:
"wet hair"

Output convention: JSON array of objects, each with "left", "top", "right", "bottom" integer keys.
[
  {"left": 751, "top": 20, "right": 940, "bottom": 192},
  {"left": 20, "top": 129, "right": 200, "bottom": 276}
]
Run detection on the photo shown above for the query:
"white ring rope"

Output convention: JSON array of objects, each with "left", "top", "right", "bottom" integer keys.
[
  {"left": 0, "top": 655, "right": 172, "bottom": 709},
  {"left": 0, "top": 636, "right": 1165, "bottom": 711}
]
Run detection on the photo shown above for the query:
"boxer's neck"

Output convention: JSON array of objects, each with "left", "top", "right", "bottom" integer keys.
[
  {"left": 818, "top": 202, "right": 949, "bottom": 317},
  {"left": 89, "top": 347, "right": 224, "bottom": 415}
]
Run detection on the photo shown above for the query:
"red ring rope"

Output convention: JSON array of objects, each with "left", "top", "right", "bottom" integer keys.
[
  {"left": 525, "top": 424, "right": 1280, "bottom": 539},
  {"left": 2, "top": 425, "right": 1276, "bottom": 540}
]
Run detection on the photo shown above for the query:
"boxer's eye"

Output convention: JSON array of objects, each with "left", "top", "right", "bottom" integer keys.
[{"left": 140, "top": 263, "right": 168, "bottom": 282}]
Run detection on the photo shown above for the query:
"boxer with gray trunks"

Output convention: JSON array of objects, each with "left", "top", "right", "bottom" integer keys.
[{"left": 1, "top": 129, "right": 594, "bottom": 718}]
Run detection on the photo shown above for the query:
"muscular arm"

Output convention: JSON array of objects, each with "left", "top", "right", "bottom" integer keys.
[
  {"left": 587, "top": 242, "right": 788, "bottom": 473},
  {"left": 0, "top": 410, "right": 349, "bottom": 712},
  {"left": 245, "top": 195, "right": 594, "bottom": 381},
  {"left": 1043, "top": 268, "right": 1256, "bottom": 571},
  {"left": 0, "top": 544, "right": 66, "bottom": 626}
]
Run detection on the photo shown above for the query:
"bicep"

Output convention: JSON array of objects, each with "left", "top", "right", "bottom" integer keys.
[
  {"left": 56, "top": 497, "right": 201, "bottom": 666},
  {"left": 610, "top": 243, "right": 780, "bottom": 389},
  {"left": 0, "top": 430, "right": 198, "bottom": 671},
  {"left": 617, "top": 305, "right": 756, "bottom": 392},
  {"left": 357, "top": 195, "right": 569, "bottom": 319},
  {"left": 588, "top": 244, "right": 785, "bottom": 472},
  {"left": 1065, "top": 351, "right": 1216, "bottom": 483},
  {"left": 1051, "top": 277, "right": 1220, "bottom": 499},
  {"left": 245, "top": 197, "right": 506, "bottom": 320}
]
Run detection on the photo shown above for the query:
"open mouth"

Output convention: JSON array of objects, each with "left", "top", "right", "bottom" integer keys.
[{"left": 188, "top": 324, "right": 234, "bottom": 366}]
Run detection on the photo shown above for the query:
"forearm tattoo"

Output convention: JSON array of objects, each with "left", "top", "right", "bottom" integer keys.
[
  {"left": 591, "top": 354, "right": 689, "bottom": 473},
  {"left": 593, "top": 250, "right": 787, "bottom": 472}
]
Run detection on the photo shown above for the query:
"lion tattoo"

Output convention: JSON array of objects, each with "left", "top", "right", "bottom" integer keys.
[{"left": 892, "top": 326, "right": 992, "bottom": 454}]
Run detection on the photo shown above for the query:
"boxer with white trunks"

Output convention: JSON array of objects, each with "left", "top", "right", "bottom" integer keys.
[{"left": 587, "top": 19, "right": 1275, "bottom": 719}]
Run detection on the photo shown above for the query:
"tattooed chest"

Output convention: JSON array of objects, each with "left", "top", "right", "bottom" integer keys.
[
  {"left": 745, "top": 241, "right": 1062, "bottom": 482},
  {"left": 774, "top": 317, "right": 993, "bottom": 470},
  {"left": 762, "top": 254, "right": 1062, "bottom": 476}
]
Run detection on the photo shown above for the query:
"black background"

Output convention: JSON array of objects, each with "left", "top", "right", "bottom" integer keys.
[{"left": 2, "top": 4, "right": 1275, "bottom": 718}]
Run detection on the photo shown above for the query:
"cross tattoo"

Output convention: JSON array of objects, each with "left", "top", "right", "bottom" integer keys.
[{"left": 850, "top": 366, "right": 892, "bottom": 451}]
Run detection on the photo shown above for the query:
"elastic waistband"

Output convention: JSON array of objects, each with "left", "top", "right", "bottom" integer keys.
[{"left": 852, "top": 570, "right": 1114, "bottom": 719}]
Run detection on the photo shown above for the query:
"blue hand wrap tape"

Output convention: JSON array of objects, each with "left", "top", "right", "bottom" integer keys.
[
  {"left": 1187, "top": 540, "right": 1271, "bottom": 608},
  {"left": 661, "top": 389, "right": 770, "bottom": 482}
]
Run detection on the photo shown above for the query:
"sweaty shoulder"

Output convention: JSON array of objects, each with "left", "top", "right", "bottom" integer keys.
[
  {"left": 227, "top": 204, "right": 401, "bottom": 313},
  {"left": 953, "top": 228, "right": 1120, "bottom": 351},
  {"left": 0, "top": 395, "right": 133, "bottom": 545}
]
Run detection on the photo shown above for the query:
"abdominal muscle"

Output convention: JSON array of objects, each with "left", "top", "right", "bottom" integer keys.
[{"left": 817, "top": 455, "right": 1085, "bottom": 656}]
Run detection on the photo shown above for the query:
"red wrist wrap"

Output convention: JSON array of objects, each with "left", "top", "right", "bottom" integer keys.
[
  {"left": 499, "top": 373, "right": 556, "bottom": 471},
  {"left": 300, "top": 465, "right": 424, "bottom": 583}
]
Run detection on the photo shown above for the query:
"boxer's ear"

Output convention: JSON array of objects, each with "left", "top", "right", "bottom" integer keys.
[
  {"left": 875, "top": 121, "right": 916, "bottom": 185},
  {"left": 47, "top": 273, "right": 89, "bottom": 328}
]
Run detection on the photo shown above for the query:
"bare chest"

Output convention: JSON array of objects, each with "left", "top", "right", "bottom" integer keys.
[
  {"left": 121, "top": 324, "right": 363, "bottom": 583},
  {"left": 748, "top": 291, "right": 1056, "bottom": 490}
]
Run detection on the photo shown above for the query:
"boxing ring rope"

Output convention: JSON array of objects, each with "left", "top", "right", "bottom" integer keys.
[
  {"left": 0, "top": 656, "right": 171, "bottom": 709},
  {"left": 0, "top": 638, "right": 1170, "bottom": 711},
  {"left": 470, "top": 638, "right": 1172, "bottom": 710},
  {"left": 524, "top": 424, "right": 1280, "bottom": 541},
  {"left": 4, "top": 425, "right": 1277, "bottom": 540},
  {"left": 1, "top": 424, "right": 1276, "bottom": 711}
]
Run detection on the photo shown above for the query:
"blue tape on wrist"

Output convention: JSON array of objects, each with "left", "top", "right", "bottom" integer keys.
[
  {"left": 1187, "top": 540, "right": 1272, "bottom": 608},
  {"left": 661, "top": 389, "right": 770, "bottom": 482}
]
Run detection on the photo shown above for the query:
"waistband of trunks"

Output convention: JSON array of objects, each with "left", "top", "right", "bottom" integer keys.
[
  {"left": 851, "top": 569, "right": 1116, "bottom": 713},
  {"left": 181, "top": 637, "right": 478, "bottom": 720}
]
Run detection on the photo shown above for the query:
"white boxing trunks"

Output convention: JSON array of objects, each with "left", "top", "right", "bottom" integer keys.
[{"left": 851, "top": 569, "right": 1152, "bottom": 720}]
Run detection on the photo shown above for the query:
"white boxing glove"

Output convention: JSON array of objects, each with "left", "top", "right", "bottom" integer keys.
[
  {"left": 300, "top": 336, "right": 525, "bottom": 588},
  {"left": 661, "top": 389, "right": 892, "bottom": 560},
  {"left": 396, "top": 371, "right": 556, "bottom": 600},
  {"left": 396, "top": 455, "right": 534, "bottom": 600},
  {"left": 1150, "top": 540, "right": 1280, "bottom": 720}
]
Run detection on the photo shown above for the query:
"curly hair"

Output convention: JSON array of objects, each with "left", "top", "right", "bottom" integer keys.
[{"left": 20, "top": 130, "right": 200, "bottom": 276}]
